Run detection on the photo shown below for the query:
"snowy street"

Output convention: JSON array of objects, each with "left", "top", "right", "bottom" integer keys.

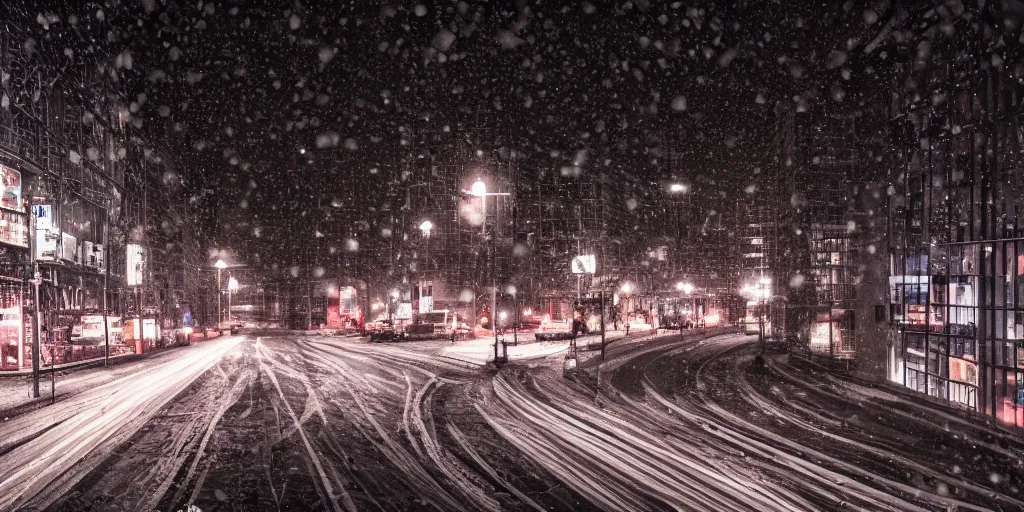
[{"left": 0, "top": 331, "right": 1018, "bottom": 511}]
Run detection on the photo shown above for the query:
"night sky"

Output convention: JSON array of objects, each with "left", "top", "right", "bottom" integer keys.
[{"left": 5, "top": 0, "right": 991, "bottom": 271}]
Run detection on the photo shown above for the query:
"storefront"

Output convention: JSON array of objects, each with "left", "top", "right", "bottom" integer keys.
[{"left": 0, "top": 163, "right": 31, "bottom": 371}]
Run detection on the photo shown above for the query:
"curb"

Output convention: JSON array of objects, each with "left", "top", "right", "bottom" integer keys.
[{"left": 0, "top": 353, "right": 148, "bottom": 378}]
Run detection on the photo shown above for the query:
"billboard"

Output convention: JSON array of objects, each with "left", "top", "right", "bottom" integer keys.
[
  {"left": 0, "top": 165, "right": 22, "bottom": 211},
  {"left": 36, "top": 229, "right": 58, "bottom": 260},
  {"left": 570, "top": 255, "right": 596, "bottom": 274},
  {"left": 127, "top": 244, "right": 145, "bottom": 286},
  {"left": 0, "top": 209, "right": 27, "bottom": 248}
]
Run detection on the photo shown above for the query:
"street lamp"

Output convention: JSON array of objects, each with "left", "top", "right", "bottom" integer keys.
[
  {"left": 669, "top": 183, "right": 688, "bottom": 193},
  {"left": 469, "top": 178, "right": 512, "bottom": 365},
  {"left": 419, "top": 220, "right": 433, "bottom": 237},
  {"left": 215, "top": 259, "right": 227, "bottom": 327},
  {"left": 470, "top": 180, "right": 487, "bottom": 197}
]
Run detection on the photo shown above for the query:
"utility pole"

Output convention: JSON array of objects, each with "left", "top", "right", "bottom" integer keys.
[
  {"left": 491, "top": 223, "right": 499, "bottom": 363},
  {"left": 600, "top": 290, "right": 606, "bottom": 359},
  {"left": 227, "top": 271, "right": 233, "bottom": 324},
  {"left": 103, "top": 205, "right": 110, "bottom": 366},
  {"left": 216, "top": 266, "right": 222, "bottom": 328},
  {"left": 27, "top": 197, "right": 40, "bottom": 398},
  {"left": 759, "top": 298, "right": 766, "bottom": 352}
]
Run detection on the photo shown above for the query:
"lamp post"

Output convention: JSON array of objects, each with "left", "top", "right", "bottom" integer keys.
[
  {"left": 215, "top": 259, "right": 227, "bottom": 327},
  {"left": 470, "top": 178, "right": 511, "bottom": 366}
]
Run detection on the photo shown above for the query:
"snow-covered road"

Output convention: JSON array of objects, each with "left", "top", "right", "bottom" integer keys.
[
  {"left": 479, "top": 332, "right": 1024, "bottom": 511},
  {"left": 2, "top": 331, "right": 1020, "bottom": 511},
  {"left": 0, "top": 336, "right": 245, "bottom": 511}
]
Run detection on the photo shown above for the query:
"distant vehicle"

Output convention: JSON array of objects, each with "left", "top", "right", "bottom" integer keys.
[
  {"left": 536, "top": 318, "right": 575, "bottom": 341},
  {"left": 365, "top": 319, "right": 394, "bottom": 333}
]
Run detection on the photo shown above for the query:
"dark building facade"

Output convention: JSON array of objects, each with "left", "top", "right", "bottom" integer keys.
[
  {"left": 886, "top": 39, "right": 1024, "bottom": 427},
  {"left": 0, "top": 30, "right": 200, "bottom": 370}
]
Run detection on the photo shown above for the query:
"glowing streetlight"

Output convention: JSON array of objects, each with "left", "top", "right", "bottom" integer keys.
[
  {"left": 621, "top": 282, "right": 632, "bottom": 294},
  {"left": 466, "top": 178, "right": 511, "bottom": 365},
  {"left": 669, "top": 183, "right": 688, "bottom": 193},
  {"left": 676, "top": 282, "right": 694, "bottom": 294},
  {"left": 419, "top": 220, "right": 433, "bottom": 236}
]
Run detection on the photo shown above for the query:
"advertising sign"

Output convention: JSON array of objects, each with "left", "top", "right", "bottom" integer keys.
[
  {"left": 0, "top": 304, "right": 23, "bottom": 369},
  {"left": 82, "top": 241, "right": 93, "bottom": 266},
  {"left": 395, "top": 302, "right": 413, "bottom": 320},
  {"left": 0, "top": 165, "right": 22, "bottom": 211},
  {"left": 31, "top": 205, "right": 55, "bottom": 257},
  {"left": 75, "top": 315, "right": 121, "bottom": 343},
  {"left": 33, "top": 205, "right": 53, "bottom": 230},
  {"left": 419, "top": 296, "right": 434, "bottom": 314},
  {"left": 142, "top": 318, "right": 158, "bottom": 340},
  {"left": 0, "top": 210, "right": 27, "bottom": 248},
  {"left": 340, "top": 286, "right": 358, "bottom": 312},
  {"left": 36, "top": 229, "right": 58, "bottom": 260},
  {"left": 571, "top": 254, "right": 596, "bottom": 274},
  {"left": 60, "top": 232, "right": 77, "bottom": 263},
  {"left": 127, "top": 244, "right": 145, "bottom": 286}
]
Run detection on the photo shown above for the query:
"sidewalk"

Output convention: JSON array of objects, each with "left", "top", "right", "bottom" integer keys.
[
  {"left": 0, "top": 335, "right": 240, "bottom": 416},
  {"left": 0, "top": 332, "right": 227, "bottom": 378},
  {"left": 435, "top": 328, "right": 646, "bottom": 366}
]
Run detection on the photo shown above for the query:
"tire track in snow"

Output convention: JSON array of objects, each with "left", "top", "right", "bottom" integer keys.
[
  {"left": 255, "top": 342, "right": 356, "bottom": 512},
  {"left": 0, "top": 338, "right": 244, "bottom": 510},
  {"left": 727, "top": 355, "right": 1024, "bottom": 509},
  {"left": 298, "top": 341, "right": 471, "bottom": 511},
  {"left": 640, "top": 335, "right": 1011, "bottom": 511},
  {"left": 479, "top": 368, "right": 807, "bottom": 511}
]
